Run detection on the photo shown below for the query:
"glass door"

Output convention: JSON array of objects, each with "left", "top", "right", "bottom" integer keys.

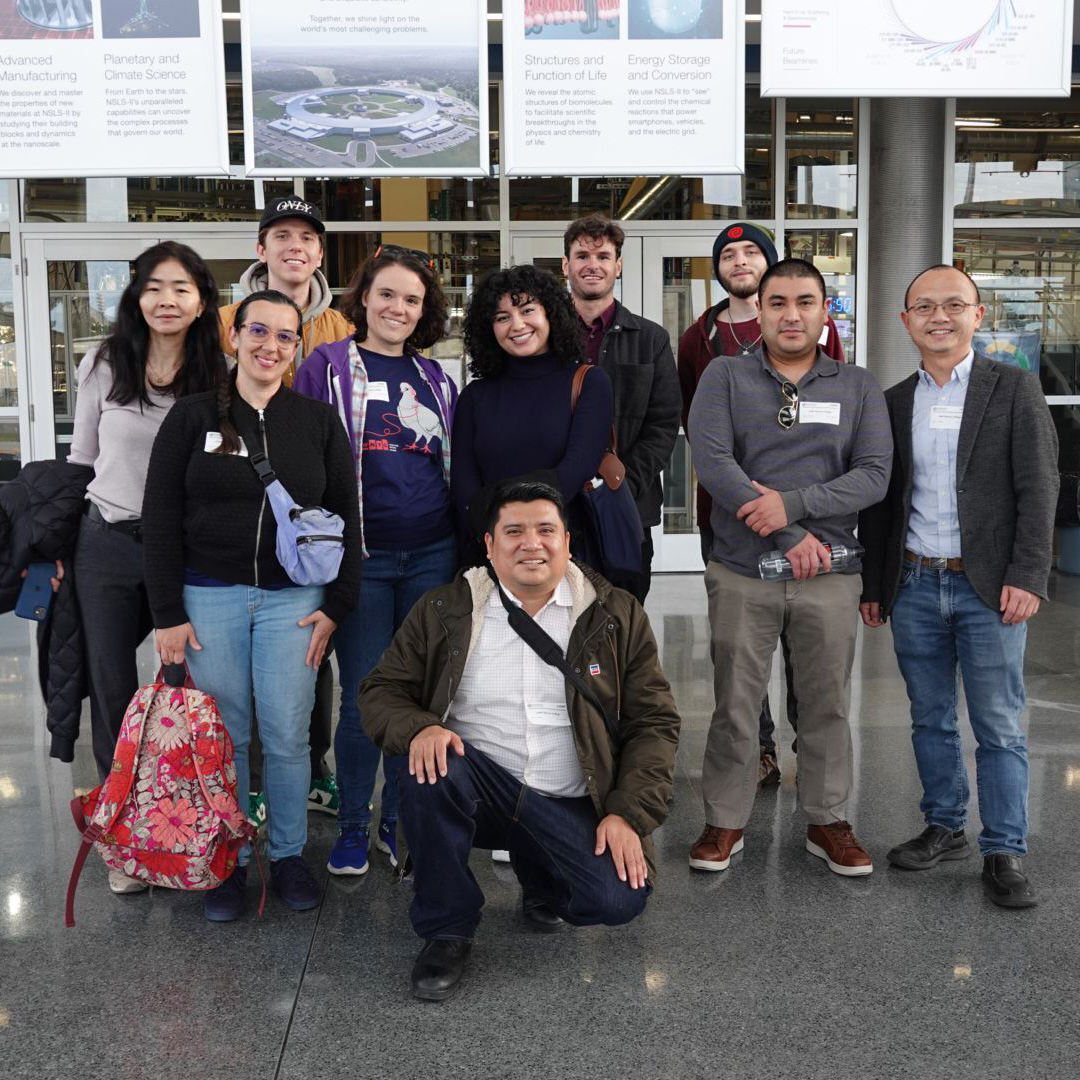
[
  {"left": 642, "top": 234, "right": 723, "bottom": 572},
  {"left": 22, "top": 235, "right": 254, "bottom": 462}
]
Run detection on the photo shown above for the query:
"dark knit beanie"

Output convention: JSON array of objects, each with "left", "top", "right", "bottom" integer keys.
[{"left": 712, "top": 223, "right": 779, "bottom": 281}]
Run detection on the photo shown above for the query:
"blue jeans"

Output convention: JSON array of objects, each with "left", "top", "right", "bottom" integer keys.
[
  {"left": 402, "top": 743, "right": 650, "bottom": 940},
  {"left": 334, "top": 535, "right": 457, "bottom": 829},
  {"left": 184, "top": 583, "right": 323, "bottom": 862},
  {"left": 889, "top": 564, "right": 1029, "bottom": 856}
]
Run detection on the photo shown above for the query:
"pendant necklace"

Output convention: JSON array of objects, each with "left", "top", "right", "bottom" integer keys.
[{"left": 728, "top": 316, "right": 762, "bottom": 355}]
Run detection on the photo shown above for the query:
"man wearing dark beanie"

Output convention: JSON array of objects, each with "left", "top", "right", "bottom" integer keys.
[{"left": 677, "top": 223, "right": 846, "bottom": 788}]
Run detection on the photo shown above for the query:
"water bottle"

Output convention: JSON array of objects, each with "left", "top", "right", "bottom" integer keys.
[{"left": 758, "top": 544, "right": 863, "bottom": 582}]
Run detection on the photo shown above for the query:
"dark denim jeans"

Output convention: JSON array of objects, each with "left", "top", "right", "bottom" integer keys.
[
  {"left": 402, "top": 743, "right": 650, "bottom": 940},
  {"left": 890, "top": 563, "right": 1029, "bottom": 856},
  {"left": 334, "top": 535, "right": 457, "bottom": 829}
]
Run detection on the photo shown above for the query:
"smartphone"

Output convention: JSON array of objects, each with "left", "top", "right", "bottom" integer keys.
[{"left": 15, "top": 562, "right": 56, "bottom": 622}]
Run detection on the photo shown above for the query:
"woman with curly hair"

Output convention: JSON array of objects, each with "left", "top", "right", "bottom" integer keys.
[
  {"left": 452, "top": 264, "right": 613, "bottom": 563},
  {"left": 293, "top": 244, "right": 458, "bottom": 877}
]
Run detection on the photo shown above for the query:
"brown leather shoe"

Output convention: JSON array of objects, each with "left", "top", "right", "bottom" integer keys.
[
  {"left": 689, "top": 825, "right": 744, "bottom": 871},
  {"left": 806, "top": 821, "right": 873, "bottom": 877},
  {"left": 758, "top": 749, "right": 781, "bottom": 787}
]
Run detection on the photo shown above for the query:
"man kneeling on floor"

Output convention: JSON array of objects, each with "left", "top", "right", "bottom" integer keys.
[{"left": 359, "top": 479, "right": 680, "bottom": 1001}]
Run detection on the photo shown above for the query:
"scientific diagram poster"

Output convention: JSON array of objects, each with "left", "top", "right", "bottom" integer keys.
[
  {"left": 242, "top": 0, "right": 489, "bottom": 177},
  {"left": 0, "top": 0, "right": 229, "bottom": 177},
  {"left": 761, "top": 0, "right": 1071, "bottom": 98},
  {"left": 504, "top": 1, "right": 745, "bottom": 176}
]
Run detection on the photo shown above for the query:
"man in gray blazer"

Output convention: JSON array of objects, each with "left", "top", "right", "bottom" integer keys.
[{"left": 859, "top": 264, "right": 1058, "bottom": 908}]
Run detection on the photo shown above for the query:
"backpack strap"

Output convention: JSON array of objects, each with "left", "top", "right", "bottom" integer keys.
[
  {"left": 486, "top": 567, "right": 621, "bottom": 749},
  {"left": 65, "top": 684, "right": 156, "bottom": 928}
]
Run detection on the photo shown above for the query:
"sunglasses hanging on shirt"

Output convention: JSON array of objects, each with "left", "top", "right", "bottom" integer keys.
[{"left": 777, "top": 381, "right": 799, "bottom": 430}]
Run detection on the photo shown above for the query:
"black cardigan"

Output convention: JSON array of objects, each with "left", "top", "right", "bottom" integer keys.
[{"left": 142, "top": 386, "right": 361, "bottom": 627}]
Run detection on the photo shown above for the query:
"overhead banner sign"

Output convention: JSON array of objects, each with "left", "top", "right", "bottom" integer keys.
[
  {"left": 504, "top": 1, "right": 745, "bottom": 177},
  {"left": 0, "top": 1, "right": 229, "bottom": 178},
  {"left": 761, "top": 1, "right": 1071, "bottom": 98},
  {"left": 242, "top": 0, "right": 489, "bottom": 177}
]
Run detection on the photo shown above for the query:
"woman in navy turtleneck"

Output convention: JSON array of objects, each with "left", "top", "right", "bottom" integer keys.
[{"left": 451, "top": 265, "right": 614, "bottom": 564}]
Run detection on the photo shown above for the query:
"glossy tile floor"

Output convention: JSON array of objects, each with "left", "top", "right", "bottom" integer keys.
[{"left": 2, "top": 571, "right": 1079, "bottom": 1080}]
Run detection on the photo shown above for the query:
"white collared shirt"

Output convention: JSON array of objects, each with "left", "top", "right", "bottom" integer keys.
[
  {"left": 906, "top": 349, "right": 974, "bottom": 559},
  {"left": 448, "top": 577, "right": 587, "bottom": 798}
]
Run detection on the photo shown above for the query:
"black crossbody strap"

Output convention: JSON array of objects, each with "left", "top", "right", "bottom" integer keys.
[{"left": 487, "top": 569, "right": 620, "bottom": 748}]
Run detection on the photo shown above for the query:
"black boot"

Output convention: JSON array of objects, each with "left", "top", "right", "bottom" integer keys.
[
  {"left": 522, "top": 897, "right": 566, "bottom": 933},
  {"left": 411, "top": 939, "right": 473, "bottom": 1001},
  {"left": 982, "top": 854, "right": 1037, "bottom": 909}
]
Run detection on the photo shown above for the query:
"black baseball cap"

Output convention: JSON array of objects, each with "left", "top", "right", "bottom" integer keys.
[{"left": 259, "top": 196, "right": 325, "bottom": 235}]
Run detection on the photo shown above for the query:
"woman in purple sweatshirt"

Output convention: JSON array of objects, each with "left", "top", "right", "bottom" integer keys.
[{"left": 293, "top": 245, "right": 457, "bottom": 878}]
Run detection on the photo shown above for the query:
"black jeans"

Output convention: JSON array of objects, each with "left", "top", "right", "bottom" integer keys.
[
  {"left": 402, "top": 743, "right": 650, "bottom": 940},
  {"left": 73, "top": 514, "right": 154, "bottom": 782},
  {"left": 700, "top": 523, "right": 799, "bottom": 756}
]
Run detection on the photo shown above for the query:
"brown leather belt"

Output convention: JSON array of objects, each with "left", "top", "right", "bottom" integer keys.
[{"left": 904, "top": 548, "right": 963, "bottom": 572}]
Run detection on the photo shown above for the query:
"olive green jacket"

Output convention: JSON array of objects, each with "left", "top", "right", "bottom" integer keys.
[{"left": 358, "top": 562, "right": 680, "bottom": 875}]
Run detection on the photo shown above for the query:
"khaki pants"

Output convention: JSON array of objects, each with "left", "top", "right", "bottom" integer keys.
[{"left": 702, "top": 561, "right": 861, "bottom": 829}]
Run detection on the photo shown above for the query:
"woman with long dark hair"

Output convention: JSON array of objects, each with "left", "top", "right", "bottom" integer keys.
[
  {"left": 69, "top": 241, "right": 224, "bottom": 895},
  {"left": 143, "top": 290, "right": 361, "bottom": 921},
  {"left": 452, "top": 264, "right": 613, "bottom": 564},
  {"left": 293, "top": 244, "right": 457, "bottom": 877}
]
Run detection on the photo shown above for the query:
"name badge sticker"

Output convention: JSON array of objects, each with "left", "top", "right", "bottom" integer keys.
[
  {"left": 367, "top": 381, "right": 390, "bottom": 402},
  {"left": 929, "top": 405, "right": 964, "bottom": 431},
  {"left": 203, "top": 432, "right": 249, "bottom": 456},
  {"left": 526, "top": 702, "right": 572, "bottom": 727},
  {"left": 798, "top": 401, "right": 841, "bottom": 425}
]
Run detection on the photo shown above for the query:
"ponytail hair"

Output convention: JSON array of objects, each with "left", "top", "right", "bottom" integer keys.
[{"left": 213, "top": 366, "right": 241, "bottom": 456}]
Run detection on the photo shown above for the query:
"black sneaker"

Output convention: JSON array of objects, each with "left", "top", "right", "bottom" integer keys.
[
  {"left": 270, "top": 855, "right": 322, "bottom": 911},
  {"left": 982, "top": 854, "right": 1037, "bottom": 909},
  {"left": 204, "top": 866, "right": 248, "bottom": 922},
  {"left": 887, "top": 825, "right": 971, "bottom": 870}
]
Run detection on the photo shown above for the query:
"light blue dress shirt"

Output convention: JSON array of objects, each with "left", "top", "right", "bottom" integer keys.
[{"left": 905, "top": 350, "right": 974, "bottom": 559}]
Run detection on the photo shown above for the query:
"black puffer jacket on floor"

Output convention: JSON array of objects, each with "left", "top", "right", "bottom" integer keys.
[{"left": 0, "top": 461, "right": 94, "bottom": 761}]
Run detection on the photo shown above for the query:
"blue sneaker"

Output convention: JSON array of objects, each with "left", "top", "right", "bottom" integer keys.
[
  {"left": 376, "top": 818, "right": 399, "bottom": 868},
  {"left": 327, "top": 826, "right": 369, "bottom": 876},
  {"left": 270, "top": 855, "right": 321, "bottom": 911},
  {"left": 204, "top": 866, "right": 248, "bottom": 922}
]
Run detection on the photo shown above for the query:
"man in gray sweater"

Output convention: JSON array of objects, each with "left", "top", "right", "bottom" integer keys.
[
  {"left": 687, "top": 259, "right": 892, "bottom": 877},
  {"left": 859, "top": 264, "right": 1058, "bottom": 909}
]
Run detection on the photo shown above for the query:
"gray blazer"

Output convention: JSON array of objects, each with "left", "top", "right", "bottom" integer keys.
[{"left": 860, "top": 355, "right": 1058, "bottom": 614}]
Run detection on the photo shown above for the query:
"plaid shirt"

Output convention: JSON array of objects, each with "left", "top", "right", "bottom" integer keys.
[{"left": 348, "top": 339, "right": 452, "bottom": 557}]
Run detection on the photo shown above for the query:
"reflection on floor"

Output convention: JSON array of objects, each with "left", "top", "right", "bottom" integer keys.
[{"left": 1, "top": 572, "right": 1079, "bottom": 1079}]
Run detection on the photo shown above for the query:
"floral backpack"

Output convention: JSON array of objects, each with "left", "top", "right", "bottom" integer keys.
[{"left": 65, "top": 666, "right": 258, "bottom": 927}]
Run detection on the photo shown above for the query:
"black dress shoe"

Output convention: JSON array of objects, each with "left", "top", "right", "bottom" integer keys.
[
  {"left": 982, "top": 854, "right": 1037, "bottom": 909},
  {"left": 411, "top": 939, "right": 472, "bottom": 1001},
  {"left": 887, "top": 825, "right": 971, "bottom": 870},
  {"left": 522, "top": 898, "right": 566, "bottom": 933}
]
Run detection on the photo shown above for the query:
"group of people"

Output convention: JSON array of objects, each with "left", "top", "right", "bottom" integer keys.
[{"left": 44, "top": 194, "right": 1058, "bottom": 1001}]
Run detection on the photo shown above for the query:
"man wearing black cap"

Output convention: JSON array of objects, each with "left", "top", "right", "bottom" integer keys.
[
  {"left": 218, "top": 195, "right": 353, "bottom": 383},
  {"left": 677, "top": 223, "right": 845, "bottom": 788},
  {"left": 218, "top": 195, "right": 353, "bottom": 824}
]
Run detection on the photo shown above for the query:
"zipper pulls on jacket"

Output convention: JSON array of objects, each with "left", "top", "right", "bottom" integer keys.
[{"left": 253, "top": 409, "right": 268, "bottom": 587}]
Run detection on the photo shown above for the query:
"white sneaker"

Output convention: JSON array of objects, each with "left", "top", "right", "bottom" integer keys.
[
  {"left": 108, "top": 870, "right": 148, "bottom": 895},
  {"left": 491, "top": 849, "right": 511, "bottom": 864}
]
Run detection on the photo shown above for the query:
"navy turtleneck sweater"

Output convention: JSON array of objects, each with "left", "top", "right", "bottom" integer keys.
[{"left": 450, "top": 352, "right": 614, "bottom": 533}]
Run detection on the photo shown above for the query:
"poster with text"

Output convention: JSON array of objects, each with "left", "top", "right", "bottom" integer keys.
[
  {"left": 761, "top": 1, "right": 1071, "bottom": 98},
  {"left": 504, "top": 1, "right": 745, "bottom": 177},
  {"left": 242, "top": 0, "right": 489, "bottom": 177},
  {"left": 0, "top": 0, "right": 228, "bottom": 178}
]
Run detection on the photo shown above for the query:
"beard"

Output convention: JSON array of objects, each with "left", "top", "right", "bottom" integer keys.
[{"left": 719, "top": 268, "right": 760, "bottom": 300}]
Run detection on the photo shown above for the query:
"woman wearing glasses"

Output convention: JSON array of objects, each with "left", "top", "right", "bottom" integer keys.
[
  {"left": 293, "top": 245, "right": 457, "bottom": 878},
  {"left": 452, "top": 264, "right": 613, "bottom": 564},
  {"left": 68, "top": 242, "right": 224, "bottom": 899},
  {"left": 143, "top": 291, "right": 361, "bottom": 921}
]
